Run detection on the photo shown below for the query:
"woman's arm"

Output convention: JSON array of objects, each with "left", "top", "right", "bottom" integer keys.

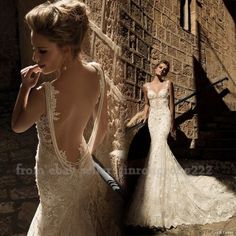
[
  {"left": 169, "top": 81, "right": 176, "bottom": 138},
  {"left": 11, "top": 65, "right": 45, "bottom": 133},
  {"left": 142, "top": 84, "right": 150, "bottom": 122},
  {"left": 126, "top": 84, "right": 149, "bottom": 127}
]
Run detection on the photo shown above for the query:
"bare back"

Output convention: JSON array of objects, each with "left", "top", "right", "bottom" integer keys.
[{"left": 47, "top": 62, "right": 101, "bottom": 163}]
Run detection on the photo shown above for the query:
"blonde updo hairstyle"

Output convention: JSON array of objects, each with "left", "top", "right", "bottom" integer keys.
[{"left": 25, "top": 0, "right": 89, "bottom": 58}]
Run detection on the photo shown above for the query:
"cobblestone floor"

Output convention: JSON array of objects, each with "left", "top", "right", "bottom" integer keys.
[{"left": 125, "top": 216, "right": 236, "bottom": 236}]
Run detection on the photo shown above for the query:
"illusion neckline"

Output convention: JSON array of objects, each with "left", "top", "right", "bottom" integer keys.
[{"left": 147, "top": 81, "right": 169, "bottom": 95}]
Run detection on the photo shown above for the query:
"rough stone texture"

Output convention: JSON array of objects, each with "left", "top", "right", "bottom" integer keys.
[{"left": 121, "top": 0, "right": 236, "bottom": 143}]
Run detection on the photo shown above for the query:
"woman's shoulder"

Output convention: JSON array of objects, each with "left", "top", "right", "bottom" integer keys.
[
  {"left": 166, "top": 79, "right": 173, "bottom": 86},
  {"left": 143, "top": 82, "right": 150, "bottom": 90}
]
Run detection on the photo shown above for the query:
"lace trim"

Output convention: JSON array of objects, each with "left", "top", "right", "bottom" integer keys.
[
  {"left": 45, "top": 82, "right": 90, "bottom": 170},
  {"left": 57, "top": 139, "right": 90, "bottom": 169},
  {"left": 50, "top": 84, "right": 60, "bottom": 121},
  {"left": 146, "top": 81, "right": 169, "bottom": 95}
]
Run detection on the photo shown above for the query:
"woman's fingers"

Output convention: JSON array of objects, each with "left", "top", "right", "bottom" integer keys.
[
  {"left": 21, "top": 65, "right": 38, "bottom": 74},
  {"left": 26, "top": 65, "right": 41, "bottom": 78},
  {"left": 21, "top": 65, "right": 41, "bottom": 77},
  {"left": 20, "top": 65, "right": 42, "bottom": 89}
]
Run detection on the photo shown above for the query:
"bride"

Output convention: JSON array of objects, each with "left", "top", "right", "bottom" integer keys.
[
  {"left": 11, "top": 1, "right": 120, "bottom": 235},
  {"left": 126, "top": 60, "right": 236, "bottom": 229}
]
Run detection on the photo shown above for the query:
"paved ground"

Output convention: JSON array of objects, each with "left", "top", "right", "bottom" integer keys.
[{"left": 125, "top": 216, "right": 236, "bottom": 236}]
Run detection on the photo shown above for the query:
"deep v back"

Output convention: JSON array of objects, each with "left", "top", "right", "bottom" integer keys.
[{"left": 42, "top": 62, "right": 105, "bottom": 170}]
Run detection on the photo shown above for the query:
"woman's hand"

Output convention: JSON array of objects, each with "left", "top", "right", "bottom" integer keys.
[
  {"left": 126, "top": 111, "right": 148, "bottom": 127},
  {"left": 20, "top": 65, "right": 41, "bottom": 89},
  {"left": 139, "top": 112, "right": 148, "bottom": 123}
]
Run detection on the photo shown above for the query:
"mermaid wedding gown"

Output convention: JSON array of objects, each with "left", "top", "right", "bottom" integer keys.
[
  {"left": 27, "top": 62, "right": 110, "bottom": 236},
  {"left": 126, "top": 81, "right": 236, "bottom": 228}
]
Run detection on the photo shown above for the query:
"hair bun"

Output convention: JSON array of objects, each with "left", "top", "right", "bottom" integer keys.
[{"left": 25, "top": 0, "right": 90, "bottom": 58}]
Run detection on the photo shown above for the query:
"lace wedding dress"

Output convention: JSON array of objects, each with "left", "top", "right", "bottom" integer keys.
[
  {"left": 126, "top": 81, "right": 236, "bottom": 229},
  {"left": 27, "top": 63, "right": 113, "bottom": 236}
]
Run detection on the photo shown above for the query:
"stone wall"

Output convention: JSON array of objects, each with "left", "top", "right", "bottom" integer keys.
[
  {"left": 197, "top": 0, "right": 236, "bottom": 110},
  {"left": 120, "top": 0, "right": 236, "bottom": 143}
]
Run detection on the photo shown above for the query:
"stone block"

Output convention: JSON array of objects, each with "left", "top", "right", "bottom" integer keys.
[
  {"left": 135, "top": 86, "right": 142, "bottom": 100},
  {"left": 0, "top": 216, "right": 13, "bottom": 236},
  {"left": 120, "top": 10, "right": 133, "bottom": 28},
  {"left": 154, "top": 9, "right": 162, "bottom": 23},
  {"left": 183, "top": 64, "right": 193, "bottom": 77},
  {"left": 0, "top": 175, "right": 17, "bottom": 189},
  {"left": 143, "top": 59, "right": 151, "bottom": 72},
  {"left": 141, "top": 0, "right": 154, "bottom": 19},
  {"left": 133, "top": 53, "right": 143, "bottom": 68},
  {"left": 123, "top": 83, "right": 135, "bottom": 99},
  {"left": 153, "top": 38, "right": 161, "bottom": 50},
  {"left": 17, "top": 202, "right": 38, "bottom": 231},
  {"left": 150, "top": 48, "right": 161, "bottom": 60},
  {"left": 144, "top": 31, "right": 153, "bottom": 45},
  {"left": 0, "top": 202, "right": 15, "bottom": 214},
  {"left": 167, "top": 46, "right": 177, "bottom": 57},
  {"left": 156, "top": 24, "right": 165, "bottom": 40},
  {"left": 121, "top": 47, "right": 133, "bottom": 63},
  {"left": 0, "top": 152, "right": 9, "bottom": 165},
  {"left": 0, "top": 189, "right": 8, "bottom": 200},
  {"left": 9, "top": 148, "right": 36, "bottom": 163},
  {"left": 119, "top": 25, "right": 129, "bottom": 47},
  {"left": 146, "top": 16, "right": 153, "bottom": 32},
  {"left": 165, "top": 31, "right": 171, "bottom": 44},
  {"left": 137, "top": 39, "right": 149, "bottom": 58},
  {"left": 0, "top": 138, "right": 19, "bottom": 153},
  {"left": 176, "top": 75, "right": 190, "bottom": 88},
  {"left": 126, "top": 64, "right": 136, "bottom": 84},
  {"left": 131, "top": 2, "right": 142, "bottom": 23},
  {"left": 179, "top": 38, "right": 192, "bottom": 54},
  {"left": 86, "top": 0, "right": 103, "bottom": 26},
  {"left": 104, "top": 1, "right": 119, "bottom": 41},
  {"left": 171, "top": 33, "right": 180, "bottom": 48},
  {"left": 10, "top": 186, "right": 38, "bottom": 201},
  {"left": 131, "top": 0, "right": 141, "bottom": 7},
  {"left": 172, "top": 59, "right": 182, "bottom": 73},
  {"left": 135, "top": 23, "right": 144, "bottom": 39},
  {"left": 94, "top": 36, "right": 114, "bottom": 78},
  {"left": 175, "top": 86, "right": 186, "bottom": 100},
  {"left": 161, "top": 43, "right": 168, "bottom": 54}
]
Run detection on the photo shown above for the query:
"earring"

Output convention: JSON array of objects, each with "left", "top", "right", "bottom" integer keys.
[{"left": 63, "top": 65, "right": 67, "bottom": 71}]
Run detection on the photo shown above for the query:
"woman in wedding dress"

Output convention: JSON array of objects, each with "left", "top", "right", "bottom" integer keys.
[
  {"left": 11, "top": 1, "right": 119, "bottom": 235},
  {"left": 126, "top": 60, "right": 236, "bottom": 229}
]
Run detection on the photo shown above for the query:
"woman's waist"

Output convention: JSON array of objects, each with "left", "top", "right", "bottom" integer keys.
[{"left": 149, "top": 106, "right": 170, "bottom": 114}]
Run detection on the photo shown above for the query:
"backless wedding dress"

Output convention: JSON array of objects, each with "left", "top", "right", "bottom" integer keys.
[
  {"left": 126, "top": 80, "right": 236, "bottom": 229},
  {"left": 27, "top": 62, "right": 112, "bottom": 235}
]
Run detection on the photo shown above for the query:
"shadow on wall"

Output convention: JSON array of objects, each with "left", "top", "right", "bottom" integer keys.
[
  {"left": 193, "top": 56, "right": 230, "bottom": 130},
  {"left": 223, "top": 0, "right": 236, "bottom": 23}
]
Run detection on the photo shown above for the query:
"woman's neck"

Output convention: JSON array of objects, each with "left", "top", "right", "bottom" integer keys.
[
  {"left": 153, "top": 75, "right": 164, "bottom": 83},
  {"left": 56, "top": 57, "right": 82, "bottom": 79}
]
